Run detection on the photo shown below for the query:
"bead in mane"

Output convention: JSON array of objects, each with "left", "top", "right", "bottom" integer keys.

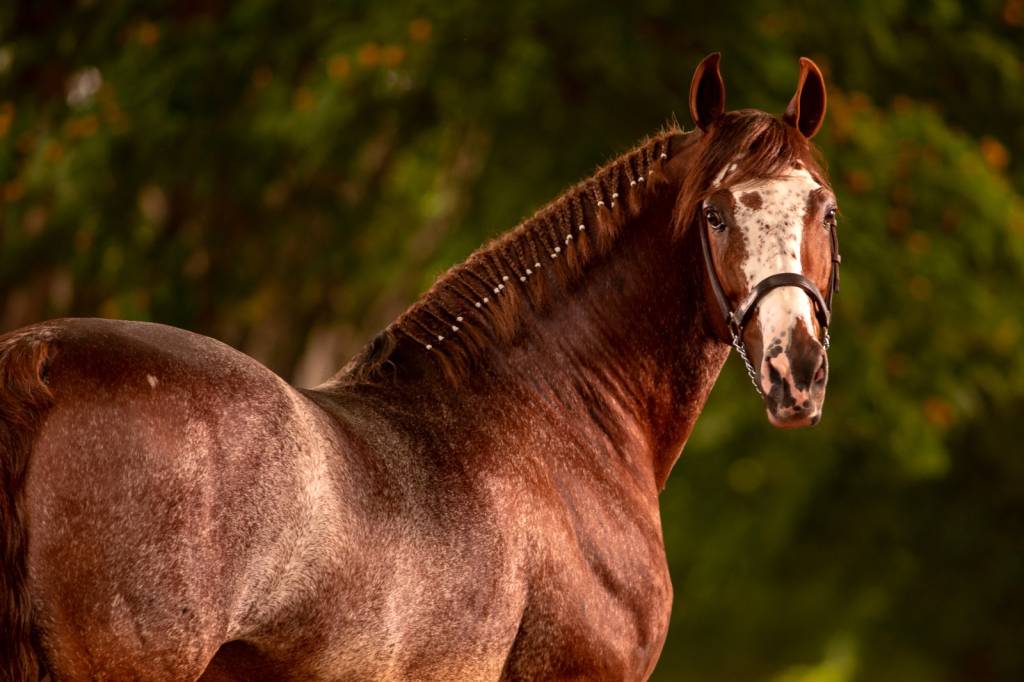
[{"left": 342, "top": 127, "right": 683, "bottom": 384}]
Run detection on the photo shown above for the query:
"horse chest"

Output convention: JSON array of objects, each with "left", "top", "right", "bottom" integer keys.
[
  {"left": 295, "top": 485, "right": 670, "bottom": 680},
  {"left": 499, "top": 481, "right": 674, "bottom": 679},
  {"left": 508, "top": 566, "right": 671, "bottom": 679}
]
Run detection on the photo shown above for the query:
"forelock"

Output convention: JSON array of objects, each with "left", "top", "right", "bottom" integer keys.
[{"left": 673, "top": 109, "right": 829, "bottom": 237}]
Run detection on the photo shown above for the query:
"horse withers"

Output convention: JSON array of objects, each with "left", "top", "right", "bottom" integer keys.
[{"left": 0, "top": 54, "right": 839, "bottom": 680}]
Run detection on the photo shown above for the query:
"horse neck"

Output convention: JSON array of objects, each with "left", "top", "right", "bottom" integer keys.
[
  {"left": 379, "top": 184, "right": 727, "bottom": 490},
  {"left": 476, "top": 190, "right": 728, "bottom": 488},
  {"left": 332, "top": 140, "right": 729, "bottom": 490}
]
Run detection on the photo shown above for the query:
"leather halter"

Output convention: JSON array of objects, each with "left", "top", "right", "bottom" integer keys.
[{"left": 699, "top": 204, "right": 841, "bottom": 394}]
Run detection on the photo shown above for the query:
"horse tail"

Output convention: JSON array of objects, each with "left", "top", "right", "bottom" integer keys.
[{"left": 0, "top": 328, "right": 56, "bottom": 680}]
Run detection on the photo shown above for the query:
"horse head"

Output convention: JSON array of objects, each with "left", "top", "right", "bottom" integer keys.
[{"left": 680, "top": 53, "right": 840, "bottom": 428}]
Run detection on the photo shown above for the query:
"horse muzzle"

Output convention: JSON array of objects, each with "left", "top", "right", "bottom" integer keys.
[{"left": 760, "top": 327, "right": 828, "bottom": 429}]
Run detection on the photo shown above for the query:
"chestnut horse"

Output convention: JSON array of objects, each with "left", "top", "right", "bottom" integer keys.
[{"left": 0, "top": 54, "right": 840, "bottom": 680}]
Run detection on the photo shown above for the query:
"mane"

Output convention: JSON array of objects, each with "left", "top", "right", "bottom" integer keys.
[{"left": 338, "top": 111, "right": 826, "bottom": 386}]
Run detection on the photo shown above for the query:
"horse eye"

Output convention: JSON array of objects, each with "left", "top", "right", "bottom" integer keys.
[
  {"left": 704, "top": 207, "right": 725, "bottom": 231},
  {"left": 824, "top": 208, "right": 838, "bottom": 228}
]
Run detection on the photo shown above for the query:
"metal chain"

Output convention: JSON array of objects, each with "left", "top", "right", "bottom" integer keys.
[{"left": 731, "top": 331, "right": 763, "bottom": 396}]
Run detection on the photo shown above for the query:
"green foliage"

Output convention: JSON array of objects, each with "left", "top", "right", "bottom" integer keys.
[{"left": 2, "top": 1, "right": 1022, "bottom": 679}]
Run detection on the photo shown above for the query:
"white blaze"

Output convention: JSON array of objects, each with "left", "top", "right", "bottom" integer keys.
[{"left": 729, "top": 167, "right": 821, "bottom": 359}]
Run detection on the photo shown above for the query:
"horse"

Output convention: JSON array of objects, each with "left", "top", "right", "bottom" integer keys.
[{"left": 0, "top": 53, "right": 840, "bottom": 680}]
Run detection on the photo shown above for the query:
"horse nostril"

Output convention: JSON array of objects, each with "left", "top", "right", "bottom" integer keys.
[{"left": 813, "top": 355, "right": 827, "bottom": 386}]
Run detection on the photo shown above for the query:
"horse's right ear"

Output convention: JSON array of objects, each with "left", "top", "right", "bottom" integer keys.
[
  {"left": 689, "top": 53, "right": 726, "bottom": 131},
  {"left": 783, "top": 57, "right": 827, "bottom": 138}
]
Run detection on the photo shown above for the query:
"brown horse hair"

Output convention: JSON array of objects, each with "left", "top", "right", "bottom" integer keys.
[
  {"left": 342, "top": 110, "right": 828, "bottom": 386},
  {"left": 0, "top": 326, "right": 57, "bottom": 680}
]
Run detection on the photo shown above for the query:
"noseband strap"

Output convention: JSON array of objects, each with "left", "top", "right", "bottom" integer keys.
[
  {"left": 699, "top": 212, "right": 841, "bottom": 396},
  {"left": 731, "top": 273, "right": 829, "bottom": 338}
]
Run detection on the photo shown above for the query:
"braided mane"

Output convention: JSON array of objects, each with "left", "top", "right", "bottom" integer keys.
[{"left": 339, "top": 127, "right": 685, "bottom": 384}]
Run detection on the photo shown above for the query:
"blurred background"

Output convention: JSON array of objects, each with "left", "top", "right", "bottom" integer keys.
[{"left": 2, "top": 1, "right": 1022, "bottom": 679}]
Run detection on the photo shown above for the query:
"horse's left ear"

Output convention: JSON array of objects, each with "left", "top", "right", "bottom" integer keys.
[{"left": 783, "top": 57, "right": 827, "bottom": 139}]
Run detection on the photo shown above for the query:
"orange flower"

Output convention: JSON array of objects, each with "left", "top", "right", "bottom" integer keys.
[
  {"left": 409, "top": 18, "right": 432, "bottom": 42},
  {"left": 922, "top": 397, "right": 954, "bottom": 429},
  {"left": 357, "top": 42, "right": 381, "bottom": 67},
  {"left": 382, "top": 45, "right": 405, "bottom": 68},
  {"left": 293, "top": 87, "right": 316, "bottom": 111},
  {"left": 135, "top": 20, "right": 160, "bottom": 46},
  {"left": 327, "top": 54, "right": 351, "bottom": 81},
  {"left": 0, "top": 101, "right": 14, "bottom": 137},
  {"left": 979, "top": 136, "right": 1009, "bottom": 171}
]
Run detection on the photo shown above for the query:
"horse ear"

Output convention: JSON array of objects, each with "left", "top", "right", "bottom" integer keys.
[
  {"left": 689, "top": 53, "right": 726, "bottom": 131},
  {"left": 784, "top": 57, "right": 827, "bottom": 138}
]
